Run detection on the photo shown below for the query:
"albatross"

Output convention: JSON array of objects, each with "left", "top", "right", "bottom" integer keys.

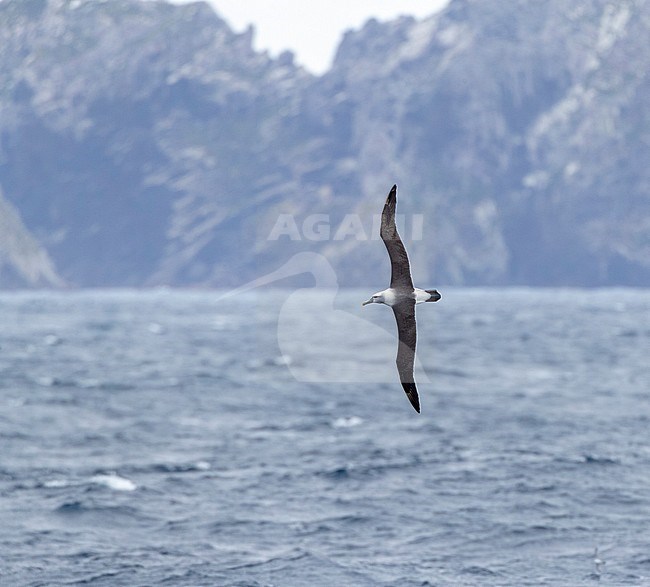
[{"left": 362, "top": 185, "right": 441, "bottom": 413}]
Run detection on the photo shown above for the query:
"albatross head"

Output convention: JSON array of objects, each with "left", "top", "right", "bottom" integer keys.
[{"left": 362, "top": 290, "right": 392, "bottom": 306}]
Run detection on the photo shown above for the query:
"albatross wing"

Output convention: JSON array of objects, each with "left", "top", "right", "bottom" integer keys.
[
  {"left": 380, "top": 185, "right": 414, "bottom": 290},
  {"left": 392, "top": 299, "right": 420, "bottom": 413}
]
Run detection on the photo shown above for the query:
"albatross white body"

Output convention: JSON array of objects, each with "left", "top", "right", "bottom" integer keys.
[
  {"left": 362, "top": 185, "right": 441, "bottom": 413},
  {"left": 368, "top": 287, "right": 436, "bottom": 306}
]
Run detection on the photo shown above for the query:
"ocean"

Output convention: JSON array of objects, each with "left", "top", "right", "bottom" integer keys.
[{"left": 1, "top": 288, "right": 649, "bottom": 586}]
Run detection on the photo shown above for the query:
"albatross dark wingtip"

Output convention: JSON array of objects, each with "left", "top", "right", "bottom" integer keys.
[
  {"left": 386, "top": 184, "right": 397, "bottom": 204},
  {"left": 401, "top": 382, "right": 421, "bottom": 413}
]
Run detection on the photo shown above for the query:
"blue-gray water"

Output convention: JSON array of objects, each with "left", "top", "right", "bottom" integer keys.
[{"left": 1, "top": 288, "right": 649, "bottom": 586}]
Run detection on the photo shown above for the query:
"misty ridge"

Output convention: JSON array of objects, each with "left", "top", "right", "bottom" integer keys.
[{"left": 0, "top": 0, "right": 648, "bottom": 288}]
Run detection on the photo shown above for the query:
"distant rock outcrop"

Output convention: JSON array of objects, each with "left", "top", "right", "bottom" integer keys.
[
  {"left": 0, "top": 187, "right": 64, "bottom": 287},
  {"left": 0, "top": 0, "right": 648, "bottom": 287}
]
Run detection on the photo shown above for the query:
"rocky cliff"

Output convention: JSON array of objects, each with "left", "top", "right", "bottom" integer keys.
[{"left": 1, "top": 0, "right": 648, "bottom": 287}]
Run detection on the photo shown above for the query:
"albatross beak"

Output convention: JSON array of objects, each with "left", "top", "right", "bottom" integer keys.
[{"left": 362, "top": 298, "right": 373, "bottom": 306}]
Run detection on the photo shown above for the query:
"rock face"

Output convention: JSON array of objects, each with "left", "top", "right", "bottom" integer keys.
[
  {"left": 0, "top": 0, "right": 648, "bottom": 288},
  {"left": 0, "top": 186, "right": 64, "bottom": 287}
]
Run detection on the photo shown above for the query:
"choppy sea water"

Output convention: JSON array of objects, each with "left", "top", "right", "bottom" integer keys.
[{"left": 1, "top": 288, "right": 649, "bottom": 586}]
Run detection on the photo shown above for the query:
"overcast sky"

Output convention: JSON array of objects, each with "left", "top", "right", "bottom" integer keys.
[{"left": 176, "top": 1, "right": 450, "bottom": 74}]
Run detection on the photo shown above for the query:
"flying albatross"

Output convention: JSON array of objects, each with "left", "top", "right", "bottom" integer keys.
[{"left": 362, "top": 185, "right": 441, "bottom": 413}]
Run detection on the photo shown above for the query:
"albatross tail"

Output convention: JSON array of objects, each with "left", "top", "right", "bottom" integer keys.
[{"left": 425, "top": 289, "right": 442, "bottom": 302}]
